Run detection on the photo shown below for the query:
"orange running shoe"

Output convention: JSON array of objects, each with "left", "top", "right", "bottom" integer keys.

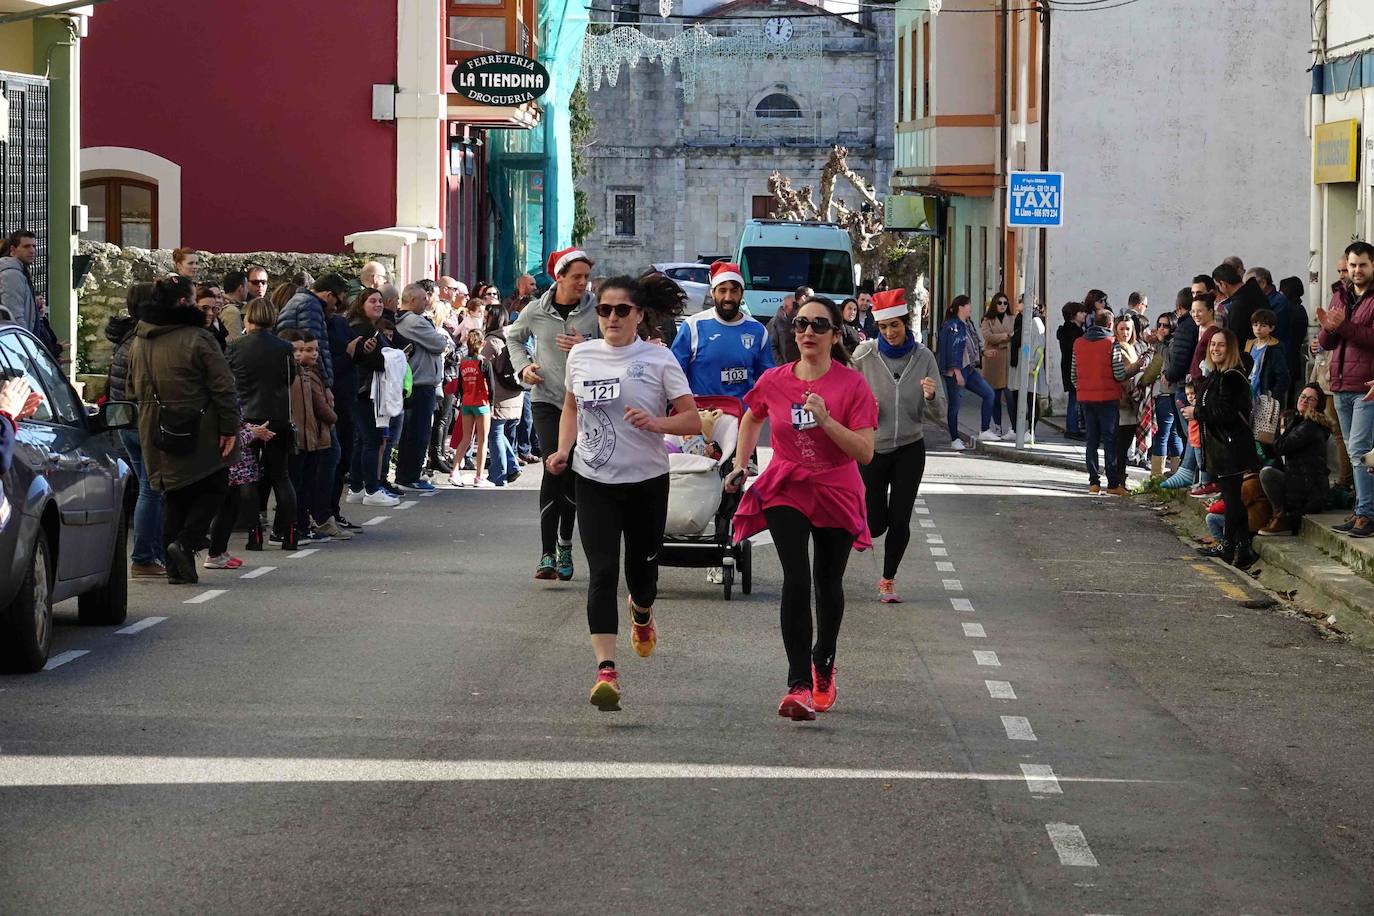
[
  {"left": 812, "top": 663, "right": 837, "bottom": 712},
  {"left": 589, "top": 668, "right": 621, "bottom": 711},
  {"left": 878, "top": 578, "right": 901, "bottom": 604},
  {"left": 629, "top": 597, "right": 657, "bottom": 658},
  {"left": 777, "top": 684, "right": 816, "bottom": 721}
]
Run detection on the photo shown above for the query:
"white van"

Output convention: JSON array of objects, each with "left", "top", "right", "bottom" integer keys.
[{"left": 734, "top": 220, "right": 857, "bottom": 320}]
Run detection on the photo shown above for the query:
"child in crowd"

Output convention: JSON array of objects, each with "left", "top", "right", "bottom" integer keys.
[
  {"left": 1246, "top": 308, "right": 1291, "bottom": 408},
  {"left": 206, "top": 416, "right": 274, "bottom": 566},
  {"left": 283, "top": 330, "right": 342, "bottom": 542},
  {"left": 1162, "top": 380, "right": 1203, "bottom": 489},
  {"left": 449, "top": 328, "right": 495, "bottom": 488}
]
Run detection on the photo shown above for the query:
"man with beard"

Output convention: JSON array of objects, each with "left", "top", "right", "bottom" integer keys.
[{"left": 671, "top": 261, "right": 775, "bottom": 399}]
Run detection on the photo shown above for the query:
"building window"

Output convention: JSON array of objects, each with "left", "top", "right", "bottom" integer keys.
[
  {"left": 450, "top": 16, "right": 506, "bottom": 54},
  {"left": 614, "top": 194, "right": 637, "bottom": 237},
  {"left": 922, "top": 21, "right": 931, "bottom": 118},
  {"left": 755, "top": 93, "right": 802, "bottom": 119},
  {"left": 610, "top": 0, "right": 639, "bottom": 24},
  {"left": 897, "top": 32, "right": 905, "bottom": 122},
  {"left": 80, "top": 178, "right": 157, "bottom": 248},
  {"left": 752, "top": 195, "right": 774, "bottom": 219}
]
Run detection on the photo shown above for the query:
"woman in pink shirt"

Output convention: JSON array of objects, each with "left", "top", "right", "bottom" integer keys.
[{"left": 727, "top": 297, "right": 877, "bottom": 721}]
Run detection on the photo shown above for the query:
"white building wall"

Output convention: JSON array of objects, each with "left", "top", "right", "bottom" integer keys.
[{"left": 1043, "top": 0, "right": 1311, "bottom": 401}]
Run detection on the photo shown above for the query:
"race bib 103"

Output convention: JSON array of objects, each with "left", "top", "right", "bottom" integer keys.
[{"left": 720, "top": 366, "right": 748, "bottom": 385}]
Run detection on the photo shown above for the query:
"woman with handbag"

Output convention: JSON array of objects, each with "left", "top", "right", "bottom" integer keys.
[
  {"left": 1185, "top": 329, "right": 1262, "bottom": 568},
  {"left": 1256, "top": 385, "right": 1332, "bottom": 536},
  {"left": 128, "top": 277, "right": 241, "bottom": 585},
  {"left": 1111, "top": 314, "right": 1153, "bottom": 485},
  {"left": 1246, "top": 308, "right": 1292, "bottom": 435}
]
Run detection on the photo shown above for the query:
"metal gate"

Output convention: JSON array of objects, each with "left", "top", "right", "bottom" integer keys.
[{"left": 0, "top": 71, "right": 48, "bottom": 300}]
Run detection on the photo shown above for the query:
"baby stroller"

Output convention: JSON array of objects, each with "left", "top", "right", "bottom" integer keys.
[{"left": 659, "top": 395, "right": 754, "bottom": 600}]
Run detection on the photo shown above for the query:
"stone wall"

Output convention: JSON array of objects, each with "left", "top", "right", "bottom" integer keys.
[{"left": 74, "top": 242, "right": 393, "bottom": 375}]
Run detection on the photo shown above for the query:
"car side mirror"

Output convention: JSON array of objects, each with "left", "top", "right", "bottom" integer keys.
[{"left": 96, "top": 400, "right": 138, "bottom": 432}]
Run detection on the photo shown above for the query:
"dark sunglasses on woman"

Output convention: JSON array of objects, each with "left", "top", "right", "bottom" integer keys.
[
  {"left": 793, "top": 316, "right": 835, "bottom": 334},
  {"left": 595, "top": 302, "right": 639, "bottom": 318}
]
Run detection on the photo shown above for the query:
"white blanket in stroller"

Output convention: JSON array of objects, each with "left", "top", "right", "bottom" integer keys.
[{"left": 664, "top": 411, "right": 740, "bottom": 536}]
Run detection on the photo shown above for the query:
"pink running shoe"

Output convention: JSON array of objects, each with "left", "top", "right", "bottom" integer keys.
[
  {"left": 777, "top": 685, "right": 816, "bottom": 721},
  {"left": 878, "top": 578, "right": 902, "bottom": 603}
]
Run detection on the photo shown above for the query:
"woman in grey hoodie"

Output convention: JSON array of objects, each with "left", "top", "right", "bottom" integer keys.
[{"left": 851, "top": 291, "right": 946, "bottom": 604}]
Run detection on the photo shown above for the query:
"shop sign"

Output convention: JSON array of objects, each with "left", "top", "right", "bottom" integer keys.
[
  {"left": 452, "top": 54, "right": 550, "bottom": 106},
  {"left": 1314, "top": 119, "right": 1359, "bottom": 184},
  {"left": 1007, "top": 171, "right": 1065, "bottom": 228}
]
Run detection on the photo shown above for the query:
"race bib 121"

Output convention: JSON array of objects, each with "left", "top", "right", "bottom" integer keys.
[{"left": 581, "top": 378, "right": 621, "bottom": 403}]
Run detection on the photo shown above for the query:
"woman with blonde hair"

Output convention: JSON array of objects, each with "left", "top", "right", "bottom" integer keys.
[
  {"left": 979, "top": 292, "right": 1014, "bottom": 438},
  {"left": 1184, "top": 328, "right": 1260, "bottom": 567},
  {"left": 1111, "top": 313, "right": 1152, "bottom": 487}
]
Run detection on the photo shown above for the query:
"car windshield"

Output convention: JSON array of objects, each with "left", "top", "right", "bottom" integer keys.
[
  {"left": 0, "top": 332, "right": 54, "bottom": 422},
  {"left": 740, "top": 247, "right": 853, "bottom": 295}
]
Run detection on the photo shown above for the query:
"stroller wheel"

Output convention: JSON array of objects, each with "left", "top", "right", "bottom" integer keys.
[
  {"left": 740, "top": 540, "right": 752, "bottom": 595},
  {"left": 722, "top": 562, "right": 734, "bottom": 601}
]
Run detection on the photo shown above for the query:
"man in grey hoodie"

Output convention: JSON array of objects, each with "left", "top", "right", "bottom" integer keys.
[
  {"left": 507, "top": 246, "right": 600, "bottom": 581},
  {"left": 395, "top": 282, "right": 454, "bottom": 493},
  {"left": 0, "top": 231, "right": 39, "bottom": 333}
]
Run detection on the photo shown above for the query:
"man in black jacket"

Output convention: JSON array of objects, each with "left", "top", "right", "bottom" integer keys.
[{"left": 1213, "top": 262, "right": 1268, "bottom": 349}]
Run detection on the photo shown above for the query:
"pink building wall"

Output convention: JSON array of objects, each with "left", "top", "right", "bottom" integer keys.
[{"left": 81, "top": 1, "right": 399, "bottom": 253}]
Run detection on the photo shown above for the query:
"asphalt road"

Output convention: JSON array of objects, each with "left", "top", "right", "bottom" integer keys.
[{"left": 3, "top": 451, "right": 1374, "bottom": 915}]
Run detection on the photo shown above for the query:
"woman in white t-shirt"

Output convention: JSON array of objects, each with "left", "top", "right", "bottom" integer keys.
[{"left": 546, "top": 274, "right": 699, "bottom": 711}]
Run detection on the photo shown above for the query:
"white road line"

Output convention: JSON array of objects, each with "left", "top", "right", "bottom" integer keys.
[
  {"left": 1045, "top": 823, "right": 1099, "bottom": 867},
  {"left": 915, "top": 507, "right": 931, "bottom": 515},
  {"left": 395, "top": 500, "right": 417, "bottom": 510},
  {"left": 922, "top": 483, "right": 965, "bottom": 494},
  {"left": 930, "top": 547, "right": 948, "bottom": 557},
  {"left": 951, "top": 598, "right": 974, "bottom": 612},
  {"left": 749, "top": 531, "right": 774, "bottom": 546},
  {"left": 43, "top": 650, "right": 90, "bottom": 671},
  {"left": 1001, "top": 715, "right": 1037, "bottom": 741},
  {"left": 973, "top": 650, "right": 1001, "bottom": 667},
  {"left": 116, "top": 617, "right": 167, "bottom": 635},
  {"left": 962, "top": 622, "right": 986, "bottom": 638},
  {"left": 240, "top": 566, "right": 276, "bottom": 579},
  {"left": 1020, "top": 764, "right": 1062, "bottom": 795},
  {"left": 919, "top": 519, "right": 936, "bottom": 529},
  {"left": 183, "top": 589, "right": 227, "bottom": 605},
  {"left": 936, "top": 561, "right": 956, "bottom": 572},
  {"left": 926, "top": 534, "right": 944, "bottom": 544},
  {"left": 985, "top": 680, "right": 1017, "bottom": 699},
  {"left": 0, "top": 755, "right": 1154, "bottom": 788},
  {"left": 362, "top": 516, "right": 389, "bottom": 526},
  {"left": 942, "top": 579, "right": 963, "bottom": 592},
  {"left": 914, "top": 498, "right": 926, "bottom": 505},
  {"left": 288, "top": 549, "right": 319, "bottom": 559}
]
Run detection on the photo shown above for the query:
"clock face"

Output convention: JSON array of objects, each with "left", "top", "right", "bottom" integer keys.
[{"left": 764, "top": 17, "right": 794, "bottom": 44}]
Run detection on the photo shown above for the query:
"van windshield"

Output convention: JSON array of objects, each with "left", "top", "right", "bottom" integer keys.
[{"left": 740, "top": 247, "right": 853, "bottom": 295}]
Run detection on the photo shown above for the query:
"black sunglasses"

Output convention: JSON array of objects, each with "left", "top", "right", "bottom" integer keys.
[
  {"left": 595, "top": 302, "right": 639, "bottom": 318},
  {"left": 793, "top": 316, "right": 835, "bottom": 334}
]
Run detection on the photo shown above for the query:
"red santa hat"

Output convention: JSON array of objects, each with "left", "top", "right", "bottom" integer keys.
[
  {"left": 547, "top": 246, "right": 593, "bottom": 279},
  {"left": 870, "top": 289, "right": 909, "bottom": 322},
  {"left": 709, "top": 261, "right": 745, "bottom": 289}
]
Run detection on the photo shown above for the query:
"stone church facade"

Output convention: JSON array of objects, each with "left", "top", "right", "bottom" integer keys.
[{"left": 580, "top": 0, "right": 893, "bottom": 276}]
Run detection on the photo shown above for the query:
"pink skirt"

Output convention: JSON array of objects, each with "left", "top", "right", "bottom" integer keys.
[{"left": 733, "top": 457, "right": 871, "bottom": 550}]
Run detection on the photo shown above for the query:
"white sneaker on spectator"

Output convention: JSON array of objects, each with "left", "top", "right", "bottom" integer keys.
[
  {"left": 949, "top": 439, "right": 966, "bottom": 451},
  {"left": 473, "top": 478, "right": 496, "bottom": 489},
  {"left": 362, "top": 490, "right": 400, "bottom": 507},
  {"left": 1000, "top": 428, "right": 1018, "bottom": 441},
  {"left": 345, "top": 488, "right": 366, "bottom": 504},
  {"left": 315, "top": 519, "right": 352, "bottom": 540},
  {"left": 448, "top": 474, "right": 467, "bottom": 487},
  {"left": 977, "top": 429, "right": 1000, "bottom": 443}
]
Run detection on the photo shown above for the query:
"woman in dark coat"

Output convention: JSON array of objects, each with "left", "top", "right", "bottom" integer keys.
[
  {"left": 1186, "top": 328, "right": 1261, "bottom": 568},
  {"left": 1256, "top": 384, "right": 1332, "bottom": 536}
]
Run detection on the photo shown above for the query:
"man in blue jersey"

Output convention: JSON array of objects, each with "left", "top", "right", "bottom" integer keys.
[{"left": 671, "top": 261, "right": 775, "bottom": 399}]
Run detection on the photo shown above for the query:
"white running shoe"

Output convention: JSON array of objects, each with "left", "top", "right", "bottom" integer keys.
[
  {"left": 977, "top": 429, "right": 1000, "bottom": 443},
  {"left": 362, "top": 490, "right": 401, "bottom": 507},
  {"left": 949, "top": 439, "right": 967, "bottom": 451},
  {"left": 345, "top": 488, "right": 366, "bottom": 504},
  {"left": 449, "top": 475, "right": 467, "bottom": 488},
  {"left": 473, "top": 478, "right": 496, "bottom": 489},
  {"left": 1001, "top": 428, "right": 1018, "bottom": 441}
]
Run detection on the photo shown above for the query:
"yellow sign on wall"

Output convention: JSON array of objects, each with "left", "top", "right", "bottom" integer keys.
[{"left": 1314, "top": 119, "right": 1359, "bottom": 184}]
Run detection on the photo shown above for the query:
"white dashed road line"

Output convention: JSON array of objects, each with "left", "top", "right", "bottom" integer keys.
[
  {"left": 363, "top": 516, "right": 389, "bottom": 526},
  {"left": 951, "top": 598, "right": 974, "bottom": 612},
  {"left": 962, "top": 622, "right": 986, "bottom": 638},
  {"left": 985, "top": 680, "right": 1017, "bottom": 699},
  {"left": 116, "top": 617, "right": 167, "bottom": 635},
  {"left": 240, "top": 566, "right": 276, "bottom": 579},
  {"left": 973, "top": 650, "right": 1001, "bottom": 667},
  {"left": 1045, "top": 823, "right": 1099, "bottom": 867},
  {"left": 926, "top": 535, "right": 944, "bottom": 544},
  {"left": 43, "top": 650, "right": 89, "bottom": 671},
  {"left": 915, "top": 507, "right": 931, "bottom": 515},
  {"left": 914, "top": 498, "right": 926, "bottom": 505},
  {"left": 1020, "top": 764, "right": 1062, "bottom": 795},
  {"left": 1001, "top": 715, "right": 1038, "bottom": 741},
  {"left": 930, "top": 547, "right": 948, "bottom": 556},
  {"left": 395, "top": 500, "right": 417, "bottom": 510},
  {"left": 183, "top": 589, "right": 227, "bottom": 605},
  {"left": 288, "top": 549, "right": 319, "bottom": 559},
  {"left": 919, "top": 519, "right": 936, "bottom": 528},
  {"left": 936, "top": 561, "right": 956, "bottom": 572},
  {"left": 942, "top": 579, "right": 963, "bottom": 592}
]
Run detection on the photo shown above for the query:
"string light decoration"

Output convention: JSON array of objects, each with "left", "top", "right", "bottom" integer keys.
[
  {"left": 581, "top": 24, "right": 823, "bottom": 102},
  {"left": 659, "top": 0, "right": 672, "bottom": 17}
]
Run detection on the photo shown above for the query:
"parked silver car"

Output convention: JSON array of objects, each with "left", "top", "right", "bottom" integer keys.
[{"left": 0, "top": 325, "right": 137, "bottom": 673}]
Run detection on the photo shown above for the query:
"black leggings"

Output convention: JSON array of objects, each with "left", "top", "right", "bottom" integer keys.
[
  {"left": 208, "top": 483, "right": 258, "bottom": 557},
  {"left": 860, "top": 439, "right": 926, "bottom": 580},
  {"left": 1115, "top": 423, "right": 1138, "bottom": 481},
  {"left": 533, "top": 401, "right": 576, "bottom": 555},
  {"left": 1218, "top": 473, "right": 1248, "bottom": 542},
  {"left": 576, "top": 474, "right": 669, "bottom": 635},
  {"left": 250, "top": 427, "right": 297, "bottom": 536},
  {"left": 764, "top": 505, "right": 856, "bottom": 688},
  {"left": 163, "top": 469, "right": 229, "bottom": 553}
]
